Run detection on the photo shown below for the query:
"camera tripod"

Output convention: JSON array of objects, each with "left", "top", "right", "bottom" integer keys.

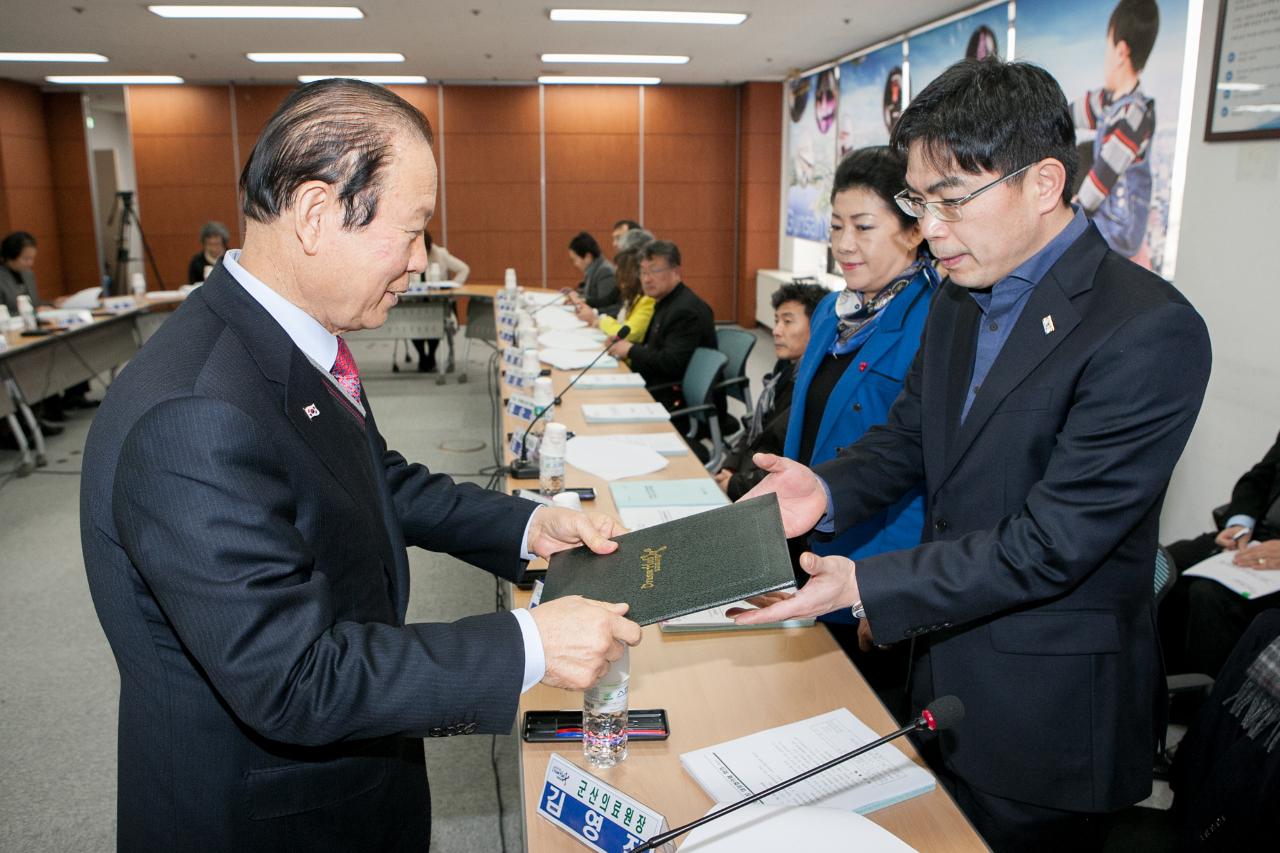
[{"left": 108, "top": 190, "right": 165, "bottom": 295}]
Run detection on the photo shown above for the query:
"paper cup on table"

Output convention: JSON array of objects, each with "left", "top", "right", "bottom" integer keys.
[
  {"left": 504, "top": 268, "right": 518, "bottom": 289},
  {"left": 551, "top": 491, "right": 581, "bottom": 511}
]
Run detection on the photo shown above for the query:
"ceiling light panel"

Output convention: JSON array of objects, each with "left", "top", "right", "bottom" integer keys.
[
  {"left": 47, "top": 75, "right": 184, "bottom": 84},
  {"left": 0, "top": 52, "right": 109, "bottom": 62},
  {"left": 538, "top": 75, "right": 661, "bottom": 85},
  {"left": 247, "top": 52, "right": 404, "bottom": 63},
  {"left": 298, "top": 75, "right": 428, "bottom": 84},
  {"left": 541, "top": 53, "right": 689, "bottom": 64},
  {"left": 549, "top": 9, "right": 747, "bottom": 25},
  {"left": 149, "top": 5, "right": 363, "bottom": 19}
]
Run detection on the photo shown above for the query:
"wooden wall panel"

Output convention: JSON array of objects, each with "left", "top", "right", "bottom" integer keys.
[
  {"left": 737, "top": 82, "right": 782, "bottom": 328},
  {"left": 643, "top": 86, "right": 737, "bottom": 320},
  {"left": 0, "top": 79, "right": 64, "bottom": 297},
  {"left": 545, "top": 85, "right": 640, "bottom": 292},
  {"left": 127, "top": 84, "right": 239, "bottom": 289},
  {"left": 44, "top": 92, "right": 100, "bottom": 295},
  {"left": 442, "top": 86, "right": 541, "bottom": 287}
]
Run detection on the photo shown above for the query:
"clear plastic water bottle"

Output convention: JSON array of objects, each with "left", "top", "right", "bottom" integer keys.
[
  {"left": 539, "top": 422, "right": 566, "bottom": 497},
  {"left": 583, "top": 646, "right": 629, "bottom": 768},
  {"left": 16, "top": 295, "right": 37, "bottom": 331},
  {"left": 526, "top": 376, "right": 555, "bottom": 461}
]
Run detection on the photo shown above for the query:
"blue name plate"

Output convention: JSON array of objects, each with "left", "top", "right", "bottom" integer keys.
[{"left": 537, "top": 753, "right": 672, "bottom": 852}]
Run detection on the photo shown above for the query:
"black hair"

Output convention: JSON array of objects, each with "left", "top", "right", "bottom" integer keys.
[
  {"left": 240, "top": 78, "right": 434, "bottom": 230},
  {"left": 641, "top": 239, "right": 681, "bottom": 268},
  {"left": 771, "top": 282, "right": 828, "bottom": 318},
  {"left": 830, "top": 146, "right": 916, "bottom": 230},
  {"left": 891, "top": 58, "right": 1078, "bottom": 205},
  {"left": 1109, "top": 0, "right": 1159, "bottom": 73},
  {"left": 965, "top": 25, "right": 999, "bottom": 61},
  {"left": 613, "top": 219, "right": 641, "bottom": 231},
  {"left": 199, "top": 221, "right": 230, "bottom": 246},
  {"left": 1, "top": 231, "right": 36, "bottom": 262},
  {"left": 423, "top": 230, "right": 433, "bottom": 252},
  {"left": 568, "top": 231, "right": 602, "bottom": 260}
]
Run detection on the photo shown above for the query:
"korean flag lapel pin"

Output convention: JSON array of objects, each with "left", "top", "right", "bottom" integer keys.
[
  {"left": 304, "top": 403, "right": 320, "bottom": 420},
  {"left": 1042, "top": 315, "right": 1055, "bottom": 335}
]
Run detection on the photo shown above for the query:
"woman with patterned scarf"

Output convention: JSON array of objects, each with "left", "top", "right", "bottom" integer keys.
[{"left": 781, "top": 146, "right": 938, "bottom": 695}]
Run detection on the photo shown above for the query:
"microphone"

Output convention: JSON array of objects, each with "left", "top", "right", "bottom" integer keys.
[
  {"left": 528, "top": 291, "right": 571, "bottom": 316},
  {"left": 508, "top": 325, "right": 630, "bottom": 480},
  {"left": 634, "top": 696, "right": 964, "bottom": 851}
]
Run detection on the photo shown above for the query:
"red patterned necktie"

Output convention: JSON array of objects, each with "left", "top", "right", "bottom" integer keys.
[{"left": 330, "top": 336, "right": 362, "bottom": 406}]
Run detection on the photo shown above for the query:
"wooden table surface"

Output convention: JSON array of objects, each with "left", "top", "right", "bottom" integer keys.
[{"left": 499, "top": 316, "right": 987, "bottom": 851}]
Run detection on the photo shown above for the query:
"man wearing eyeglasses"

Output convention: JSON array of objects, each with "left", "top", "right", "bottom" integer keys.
[
  {"left": 609, "top": 239, "right": 717, "bottom": 412},
  {"left": 735, "top": 59, "right": 1210, "bottom": 851}
]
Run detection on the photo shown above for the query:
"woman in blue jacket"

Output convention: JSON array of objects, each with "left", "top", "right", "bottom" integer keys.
[{"left": 784, "top": 146, "right": 937, "bottom": 681}]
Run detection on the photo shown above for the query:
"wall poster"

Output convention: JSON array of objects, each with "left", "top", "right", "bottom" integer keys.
[{"left": 1018, "top": 0, "right": 1191, "bottom": 276}]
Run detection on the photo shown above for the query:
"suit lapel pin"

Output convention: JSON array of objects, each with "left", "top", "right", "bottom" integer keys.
[
  {"left": 858, "top": 361, "right": 868, "bottom": 372},
  {"left": 1042, "top": 315, "right": 1055, "bottom": 335},
  {"left": 304, "top": 403, "right": 320, "bottom": 420}
]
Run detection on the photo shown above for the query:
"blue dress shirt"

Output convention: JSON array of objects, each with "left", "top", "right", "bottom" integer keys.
[{"left": 961, "top": 207, "right": 1089, "bottom": 422}]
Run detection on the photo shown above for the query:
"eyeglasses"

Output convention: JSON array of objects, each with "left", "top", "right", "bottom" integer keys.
[
  {"left": 893, "top": 163, "right": 1035, "bottom": 223},
  {"left": 639, "top": 265, "right": 673, "bottom": 278}
]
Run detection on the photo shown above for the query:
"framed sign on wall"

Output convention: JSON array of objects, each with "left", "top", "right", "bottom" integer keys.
[{"left": 1205, "top": 0, "right": 1280, "bottom": 141}]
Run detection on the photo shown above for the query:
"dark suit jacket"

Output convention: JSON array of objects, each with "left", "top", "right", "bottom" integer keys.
[
  {"left": 721, "top": 359, "right": 794, "bottom": 500},
  {"left": 578, "top": 256, "right": 620, "bottom": 315},
  {"left": 814, "top": 225, "right": 1211, "bottom": 812},
  {"left": 629, "top": 281, "right": 717, "bottom": 409},
  {"left": 1225, "top": 431, "right": 1280, "bottom": 539},
  {"left": 80, "top": 266, "right": 536, "bottom": 852}
]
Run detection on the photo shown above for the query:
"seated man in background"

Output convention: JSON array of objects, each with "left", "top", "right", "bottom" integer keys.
[
  {"left": 608, "top": 239, "right": 717, "bottom": 412},
  {"left": 0, "top": 230, "right": 41, "bottom": 314},
  {"left": 715, "top": 282, "right": 827, "bottom": 500},
  {"left": 0, "top": 231, "right": 92, "bottom": 435},
  {"left": 1160, "top": 429, "right": 1280, "bottom": 678},
  {"left": 187, "top": 221, "right": 230, "bottom": 284},
  {"left": 568, "top": 231, "right": 620, "bottom": 315},
  {"left": 612, "top": 218, "right": 641, "bottom": 251}
]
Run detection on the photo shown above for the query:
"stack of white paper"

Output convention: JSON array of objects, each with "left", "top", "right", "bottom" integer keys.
[
  {"left": 608, "top": 432, "right": 689, "bottom": 455},
  {"left": 679, "top": 803, "right": 916, "bottom": 852},
  {"left": 532, "top": 310, "right": 586, "bottom": 331},
  {"left": 538, "top": 329, "right": 605, "bottom": 350},
  {"left": 680, "top": 708, "right": 936, "bottom": 815},
  {"left": 660, "top": 601, "right": 812, "bottom": 633},
  {"left": 539, "top": 350, "right": 619, "bottom": 370},
  {"left": 616, "top": 504, "right": 723, "bottom": 532},
  {"left": 574, "top": 373, "right": 647, "bottom": 390},
  {"left": 565, "top": 436, "right": 669, "bottom": 481},
  {"left": 581, "top": 402, "right": 670, "bottom": 423}
]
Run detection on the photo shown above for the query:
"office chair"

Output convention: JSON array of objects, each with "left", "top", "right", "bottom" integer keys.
[
  {"left": 647, "top": 347, "right": 729, "bottom": 472},
  {"left": 714, "top": 327, "right": 755, "bottom": 429}
]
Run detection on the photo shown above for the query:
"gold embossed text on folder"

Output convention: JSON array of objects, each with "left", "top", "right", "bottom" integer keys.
[{"left": 541, "top": 494, "right": 793, "bottom": 625}]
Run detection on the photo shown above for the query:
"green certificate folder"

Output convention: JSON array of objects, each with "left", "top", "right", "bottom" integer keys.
[{"left": 541, "top": 493, "right": 794, "bottom": 626}]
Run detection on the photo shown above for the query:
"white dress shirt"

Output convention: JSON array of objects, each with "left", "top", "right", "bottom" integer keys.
[{"left": 222, "top": 250, "right": 547, "bottom": 692}]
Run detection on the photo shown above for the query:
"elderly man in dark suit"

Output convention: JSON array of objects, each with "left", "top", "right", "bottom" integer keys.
[
  {"left": 608, "top": 239, "right": 717, "bottom": 411},
  {"left": 80, "top": 79, "right": 641, "bottom": 853},
  {"left": 734, "top": 59, "right": 1210, "bottom": 852}
]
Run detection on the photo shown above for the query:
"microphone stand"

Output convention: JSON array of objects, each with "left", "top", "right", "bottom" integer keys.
[
  {"left": 507, "top": 325, "right": 629, "bottom": 480},
  {"left": 635, "top": 706, "right": 948, "bottom": 851}
]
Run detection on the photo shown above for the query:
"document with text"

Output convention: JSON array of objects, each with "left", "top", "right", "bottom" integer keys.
[
  {"left": 1183, "top": 549, "right": 1280, "bottom": 599},
  {"left": 680, "top": 709, "right": 935, "bottom": 814}
]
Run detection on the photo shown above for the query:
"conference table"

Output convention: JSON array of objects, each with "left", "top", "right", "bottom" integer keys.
[
  {"left": 0, "top": 296, "right": 181, "bottom": 472},
  {"left": 346, "top": 282, "right": 501, "bottom": 383},
  {"left": 497, "top": 299, "right": 988, "bottom": 852}
]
